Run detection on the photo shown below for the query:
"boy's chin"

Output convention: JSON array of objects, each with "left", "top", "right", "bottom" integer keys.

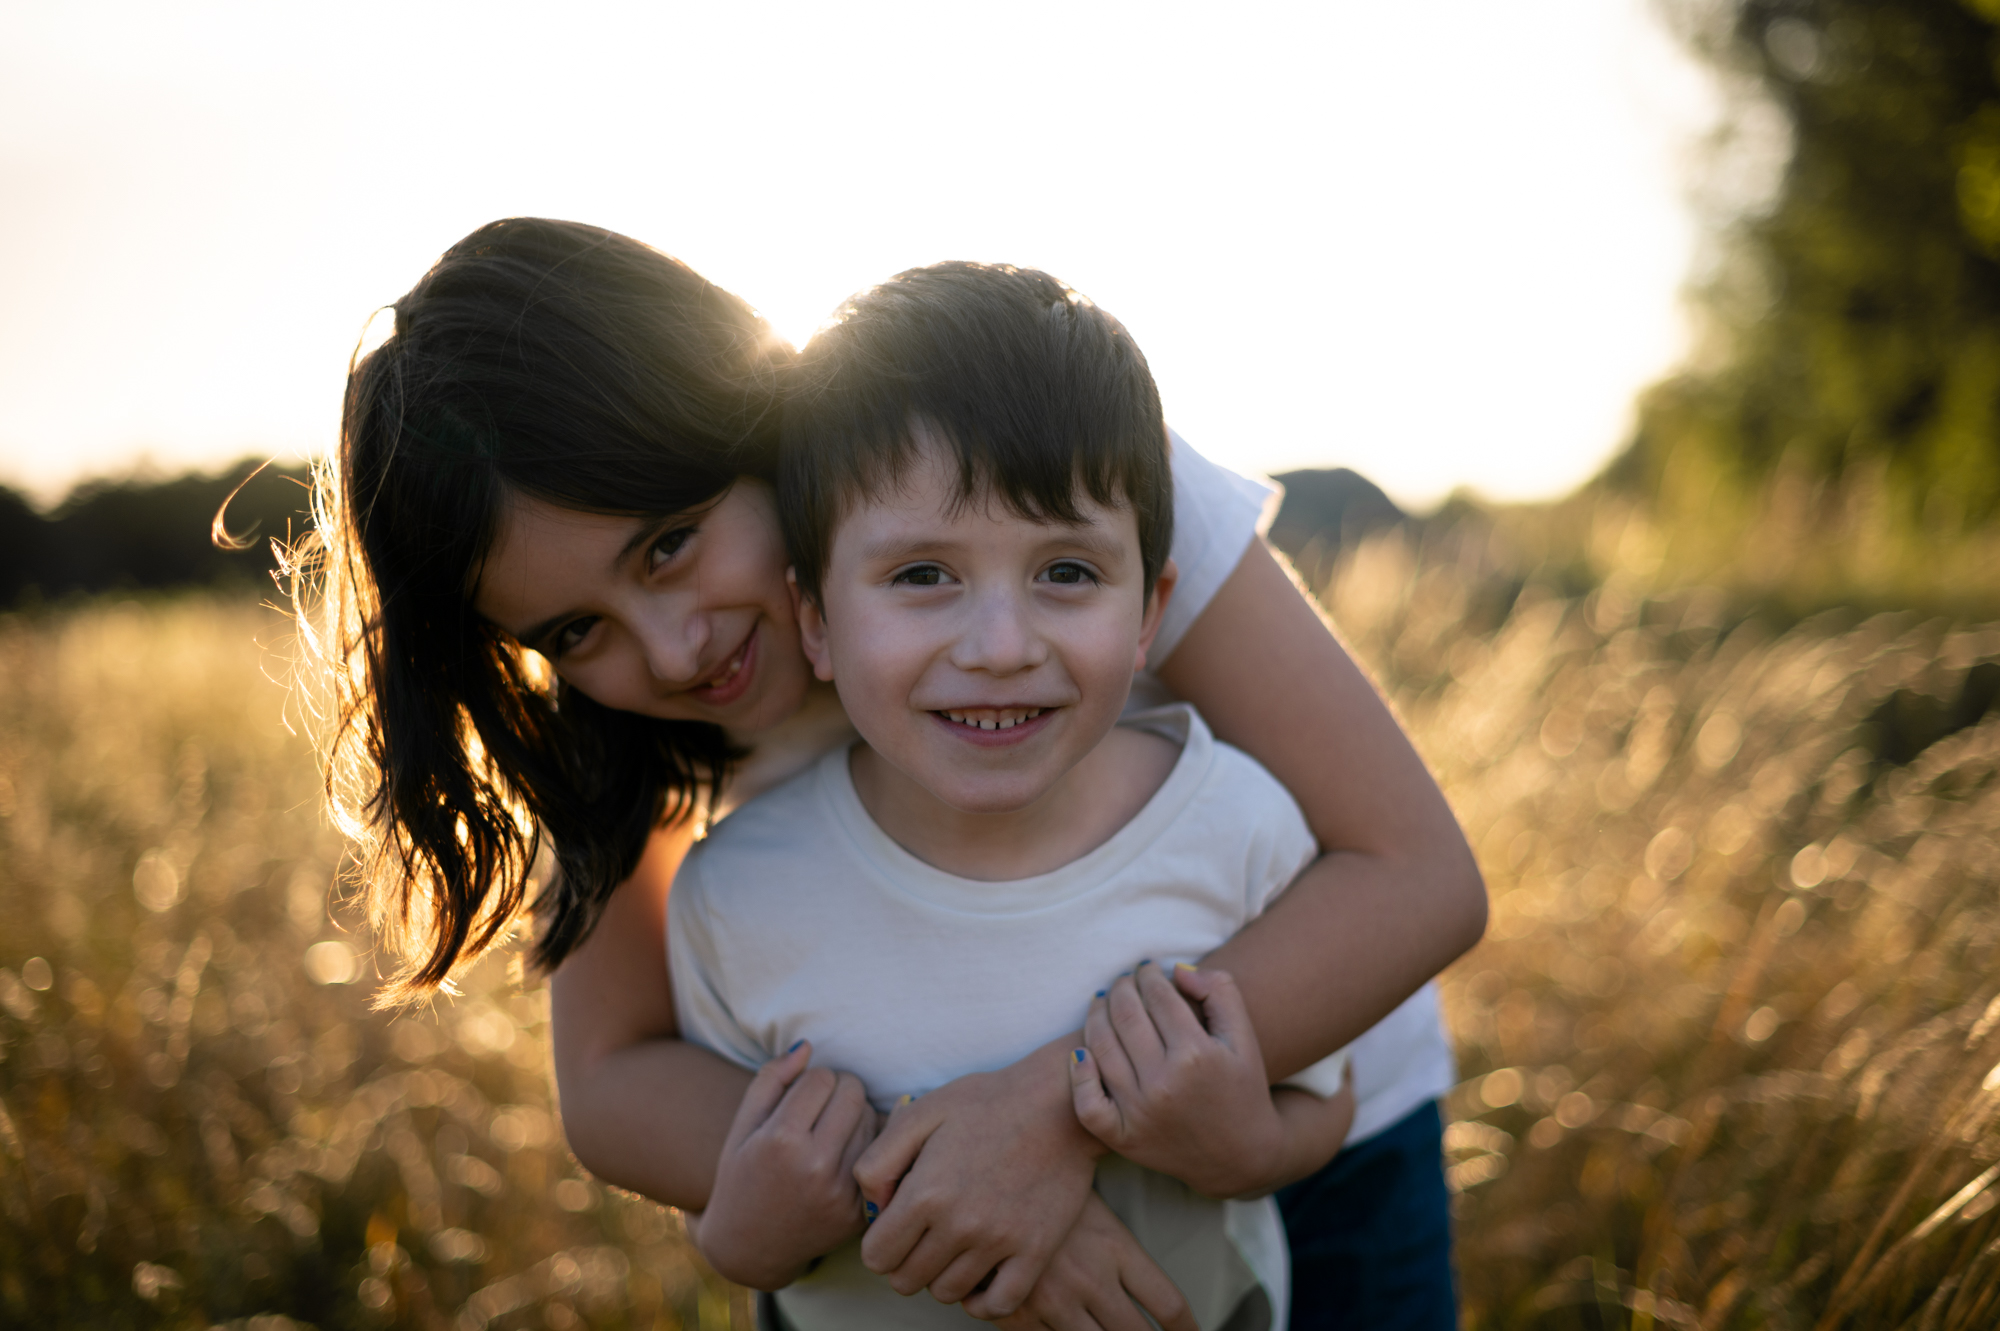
[{"left": 919, "top": 772, "right": 1062, "bottom": 817}]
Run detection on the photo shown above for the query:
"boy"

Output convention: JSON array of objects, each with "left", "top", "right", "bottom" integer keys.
[{"left": 667, "top": 263, "right": 1354, "bottom": 1330}]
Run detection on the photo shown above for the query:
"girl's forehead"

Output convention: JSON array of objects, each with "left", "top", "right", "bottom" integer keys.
[{"left": 472, "top": 496, "right": 651, "bottom": 633}]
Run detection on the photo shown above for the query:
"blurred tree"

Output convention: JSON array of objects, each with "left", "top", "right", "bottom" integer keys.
[
  {"left": 0, "top": 459, "right": 313, "bottom": 606},
  {"left": 1608, "top": 0, "right": 2000, "bottom": 605}
]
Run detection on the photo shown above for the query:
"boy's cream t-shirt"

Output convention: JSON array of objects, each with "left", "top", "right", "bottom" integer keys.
[{"left": 669, "top": 705, "right": 1344, "bottom": 1331}]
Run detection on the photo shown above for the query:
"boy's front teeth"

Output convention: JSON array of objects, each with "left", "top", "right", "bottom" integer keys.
[{"left": 942, "top": 708, "right": 1045, "bottom": 731}]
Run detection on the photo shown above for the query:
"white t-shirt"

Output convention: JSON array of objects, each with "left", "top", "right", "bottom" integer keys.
[
  {"left": 708, "top": 431, "right": 1453, "bottom": 1143},
  {"left": 670, "top": 706, "right": 1345, "bottom": 1331}
]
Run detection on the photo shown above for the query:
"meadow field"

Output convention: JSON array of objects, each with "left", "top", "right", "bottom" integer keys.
[{"left": 4, "top": 529, "right": 2000, "bottom": 1328}]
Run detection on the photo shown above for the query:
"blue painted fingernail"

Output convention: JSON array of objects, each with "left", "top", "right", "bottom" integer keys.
[
  {"left": 1094, "top": 989, "right": 1106, "bottom": 999},
  {"left": 1138, "top": 958, "right": 1152, "bottom": 966},
  {"left": 1073, "top": 1048, "right": 1086, "bottom": 1064},
  {"left": 864, "top": 1200, "right": 879, "bottom": 1220},
  {"left": 788, "top": 1039, "right": 805, "bottom": 1054}
]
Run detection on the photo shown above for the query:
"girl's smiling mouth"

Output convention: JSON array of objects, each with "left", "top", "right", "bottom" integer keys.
[{"left": 688, "top": 629, "right": 759, "bottom": 707}]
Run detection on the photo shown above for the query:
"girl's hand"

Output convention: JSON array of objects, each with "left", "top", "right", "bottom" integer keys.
[
  {"left": 854, "top": 1040, "right": 1104, "bottom": 1317},
  {"left": 1070, "top": 963, "right": 1296, "bottom": 1199},
  {"left": 990, "top": 1192, "right": 1198, "bottom": 1331},
  {"left": 694, "top": 1041, "right": 877, "bottom": 1290}
]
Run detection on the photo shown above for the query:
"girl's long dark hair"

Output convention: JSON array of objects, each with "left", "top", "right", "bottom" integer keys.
[{"left": 287, "top": 218, "right": 786, "bottom": 1001}]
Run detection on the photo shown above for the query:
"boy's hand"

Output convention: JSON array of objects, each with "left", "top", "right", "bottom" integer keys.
[
  {"left": 1070, "top": 963, "right": 1297, "bottom": 1198},
  {"left": 694, "top": 1041, "right": 877, "bottom": 1290},
  {"left": 854, "top": 1042, "right": 1104, "bottom": 1317},
  {"left": 991, "top": 1192, "right": 1198, "bottom": 1331}
]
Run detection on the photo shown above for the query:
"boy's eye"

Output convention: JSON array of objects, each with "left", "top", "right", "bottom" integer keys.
[
  {"left": 551, "top": 615, "right": 601, "bottom": 657},
  {"left": 1043, "top": 561, "right": 1096, "bottom": 586},
  {"left": 649, "top": 527, "right": 695, "bottom": 571},
  {"left": 892, "top": 564, "right": 950, "bottom": 587}
]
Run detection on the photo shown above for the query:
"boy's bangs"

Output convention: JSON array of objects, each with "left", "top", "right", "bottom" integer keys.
[
  {"left": 843, "top": 413, "right": 1136, "bottom": 533},
  {"left": 779, "top": 261, "right": 1172, "bottom": 601}
]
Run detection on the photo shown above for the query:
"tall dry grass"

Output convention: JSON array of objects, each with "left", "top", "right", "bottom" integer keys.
[
  {"left": 1317, "top": 530, "right": 2000, "bottom": 1328},
  {"left": 0, "top": 597, "right": 737, "bottom": 1329},
  {"left": 5, "top": 544, "right": 2000, "bottom": 1327}
]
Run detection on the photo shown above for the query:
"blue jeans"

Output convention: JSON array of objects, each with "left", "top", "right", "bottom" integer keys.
[{"left": 1276, "top": 1100, "right": 1458, "bottom": 1330}]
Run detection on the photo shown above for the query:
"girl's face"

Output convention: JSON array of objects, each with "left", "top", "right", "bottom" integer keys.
[{"left": 473, "top": 478, "right": 814, "bottom": 738}]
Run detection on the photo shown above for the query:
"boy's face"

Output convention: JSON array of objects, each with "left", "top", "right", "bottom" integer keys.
[{"left": 798, "top": 442, "right": 1171, "bottom": 817}]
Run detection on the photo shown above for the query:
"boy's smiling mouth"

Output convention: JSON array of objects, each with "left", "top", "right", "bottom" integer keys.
[
  {"left": 927, "top": 705, "right": 1063, "bottom": 747},
  {"left": 937, "top": 706, "right": 1048, "bottom": 732}
]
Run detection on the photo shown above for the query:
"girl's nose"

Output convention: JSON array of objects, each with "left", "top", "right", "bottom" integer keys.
[{"left": 635, "top": 596, "right": 710, "bottom": 685}]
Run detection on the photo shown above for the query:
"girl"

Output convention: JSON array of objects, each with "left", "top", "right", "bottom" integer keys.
[{"left": 301, "top": 217, "right": 1483, "bottom": 1329}]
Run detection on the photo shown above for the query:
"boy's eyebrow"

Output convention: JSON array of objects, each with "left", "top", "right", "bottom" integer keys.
[{"left": 859, "top": 520, "right": 1128, "bottom": 565}]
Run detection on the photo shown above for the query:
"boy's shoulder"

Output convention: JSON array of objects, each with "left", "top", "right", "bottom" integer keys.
[
  {"left": 678, "top": 749, "right": 847, "bottom": 895},
  {"left": 1125, "top": 703, "right": 1311, "bottom": 843}
]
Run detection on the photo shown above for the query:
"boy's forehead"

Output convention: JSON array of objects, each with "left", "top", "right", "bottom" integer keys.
[{"left": 837, "top": 447, "right": 1137, "bottom": 555}]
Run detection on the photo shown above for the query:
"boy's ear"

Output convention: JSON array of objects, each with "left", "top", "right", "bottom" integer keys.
[
  {"left": 789, "top": 567, "right": 837, "bottom": 683},
  {"left": 1133, "top": 557, "right": 1178, "bottom": 673}
]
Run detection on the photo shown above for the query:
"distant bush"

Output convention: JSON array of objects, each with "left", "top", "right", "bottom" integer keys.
[{"left": 0, "top": 460, "right": 313, "bottom": 606}]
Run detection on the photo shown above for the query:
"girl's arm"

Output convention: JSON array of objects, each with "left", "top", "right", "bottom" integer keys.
[
  {"left": 549, "top": 819, "right": 746, "bottom": 1210},
  {"left": 1158, "top": 538, "right": 1487, "bottom": 1073}
]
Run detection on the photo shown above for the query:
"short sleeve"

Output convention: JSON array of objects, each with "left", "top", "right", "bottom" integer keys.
[
  {"left": 1152, "top": 430, "right": 1282, "bottom": 665},
  {"left": 665, "top": 855, "right": 770, "bottom": 1072}
]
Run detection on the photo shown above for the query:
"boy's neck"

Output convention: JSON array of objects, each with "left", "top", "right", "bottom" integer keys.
[{"left": 849, "top": 722, "right": 1180, "bottom": 881}]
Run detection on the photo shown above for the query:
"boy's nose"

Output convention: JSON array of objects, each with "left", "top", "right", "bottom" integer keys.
[{"left": 951, "top": 588, "right": 1047, "bottom": 675}]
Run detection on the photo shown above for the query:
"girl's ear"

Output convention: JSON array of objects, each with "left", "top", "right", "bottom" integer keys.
[
  {"left": 790, "top": 568, "right": 836, "bottom": 682},
  {"left": 1133, "top": 557, "right": 1178, "bottom": 673}
]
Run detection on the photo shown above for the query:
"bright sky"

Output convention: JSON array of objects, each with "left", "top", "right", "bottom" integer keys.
[{"left": 0, "top": 0, "right": 1715, "bottom": 510}]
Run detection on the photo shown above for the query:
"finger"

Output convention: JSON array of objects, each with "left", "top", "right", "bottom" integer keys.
[
  {"left": 1173, "top": 965, "right": 1261, "bottom": 1064},
  {"left": 1083, "top": 994, "right": 1143, "bottom": 1108},
  {"left": 929, "top": 1247, "right": 1000, "bottom": 1307},
  {"left": 815, "top": 1071, "right": 872, "bottom": 1139},
  {"left": 1105, "top": 973, "right": 1166, "bottom": 1077},
  {"left": 767, "top": 1065, "right": 839, "bottom": 1138},
  {"left": 1083, "top": 1290, "right": 1154, "bottom": 1331},
  {"left": 725, "top": 1040, "right": 812, "bottom": 1150},
  {"left": 962, "top": 1253, "right": 1047, "bottom": 1323},
  {"left": 993, "top": 1292, "right": 1104, "bottom": 1331},
  {"left": 1135, "top": 961, "right": 1208, "bottom": 1052},
  {"left": 853, "top": 1094, "right": 933, "bottom": 1209},
  {"left": 838, "top": 1096, "right": 879, "bottom": 1187},
  {"left": 1119, "top": 1260, "right": 1196, "bottom": 1331},
  {"left": 869, "top": 1222, "right": 960, "bottom": 1296},
  {"left": 1068, "top": 1046, "right": 1124, "bottom": 1144}
]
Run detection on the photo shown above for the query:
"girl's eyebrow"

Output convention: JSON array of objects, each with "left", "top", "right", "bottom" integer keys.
[{"left": 514, "top": 515, "right": 683, "bottom": 649}]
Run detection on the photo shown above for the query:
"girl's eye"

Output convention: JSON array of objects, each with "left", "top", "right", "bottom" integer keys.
[
  {"left": 552, "top": 615, "right": 601, "bottom": 657},
  {"left": 893, "top": 564, "right": 950, "bottom": 587},
  {"left": 649, "top": 527, "right": 695, "bottom": 572},
  {"left": 1043, "top": 561, "right": 1096, "bottom": 586}
]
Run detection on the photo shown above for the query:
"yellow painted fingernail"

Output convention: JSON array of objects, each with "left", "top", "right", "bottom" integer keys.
[
  {"left": 1175, "top": 962, "right": 1197, "bottom": 972},
  {"left": 897, "top": 1094, "right": 913, "bottom": 1107}
]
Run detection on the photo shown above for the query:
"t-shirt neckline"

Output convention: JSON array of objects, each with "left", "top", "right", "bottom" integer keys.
[{"left": 814, "top": 703, "right": 1214, "bottom": 917}]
